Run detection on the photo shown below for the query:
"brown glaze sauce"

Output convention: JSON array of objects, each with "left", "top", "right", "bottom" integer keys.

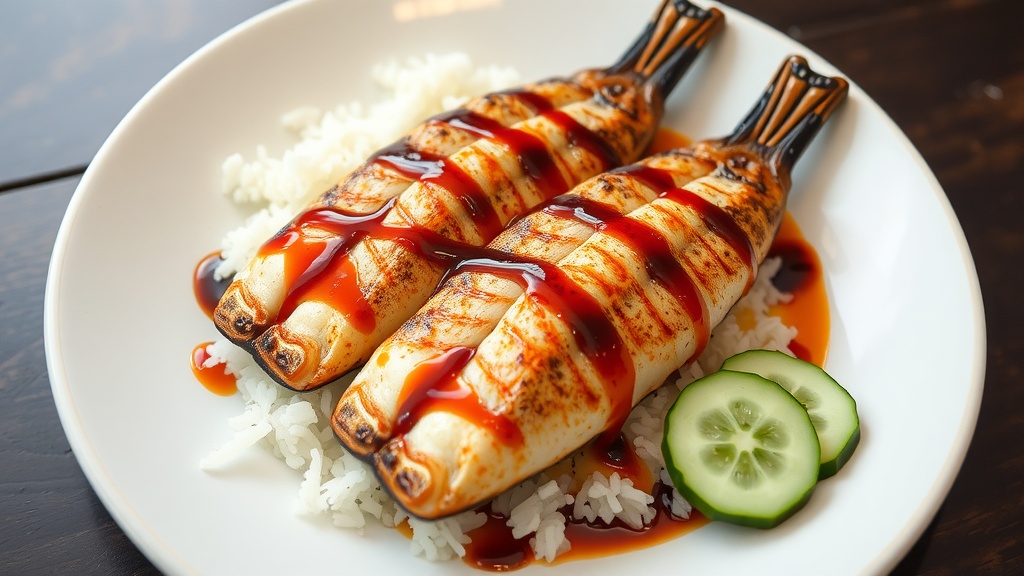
[
  {"left": 451, "top": 131, "right": 830, "bottom": 571},
  {"left": 191, "top": 255, "right": 241, "bottom": 396},
  {"left": 259, "top": 201, "right": 394, "bottom": 332},
  {"left": 191, "top": 128, "right": 831, "bottom": 567},
  {"left": 463, "top": 510, "right": 535, "bottom": 571},
  {"left": 767, "top": 212, "right": 830, "bottom": 367},
  {"left": 388, "top": 249, "right": 636, "bottom": 450},
  {"left": 190, "top": 342, "right": 237, "bottom": 396},
  {"left": 660, "top": 186, "right": 757, "bottom": 292},
  {"left": 393, "top": 346, "right": 523, "bottom": 446},
  {"left": 558, "top": 484, "right": 710, "bottom": 564},
  {"left": 586, "top": 434, "right": 650, "bottom": 486},
  {"left": 543, "top": 192, "right": 713, "bottom": 344},
  {"left": 461, "top": 495, "right": 711, "bottom": 571},
  {"left": 458, "top": 213, "right": 828, "bottom": 573},
  {"left": 251, "top": 89, "right": 618, "bottom": 336},
  {"left": 462, "top": 479, "right": 710, "bottom": 572},
  {"left": 537, "top": 184, "right": 756, "bottom": 371},
  {"left": 448, "top": 256, "right": 636, "bottom": 436},
  {"left": 193, "top": 252, "right": 232, "bottom": 320}
]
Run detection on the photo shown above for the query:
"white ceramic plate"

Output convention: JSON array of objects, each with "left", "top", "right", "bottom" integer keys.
[{"left": 45, "top": 0, "right": 985, "bottom": 574}]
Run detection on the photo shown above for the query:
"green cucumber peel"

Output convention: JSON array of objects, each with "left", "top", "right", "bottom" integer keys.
[
  {"left": 662, "top": 370, "right": 821, "bottom": 529},
  {"left": 721, "top": 349, "right": 861, "bottom": 479}
]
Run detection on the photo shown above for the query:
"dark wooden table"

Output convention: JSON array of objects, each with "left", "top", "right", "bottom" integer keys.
[{"left": 1, "top": 1, "right": 1020, "bottom": 573}]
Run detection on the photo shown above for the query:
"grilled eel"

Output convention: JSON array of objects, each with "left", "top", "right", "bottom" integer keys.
[
  {"left": 332, "top": 56, "right": 849, "bottom": 519},
  {"left": 213, "top": 0, "right": 724, "bottom": 390}
]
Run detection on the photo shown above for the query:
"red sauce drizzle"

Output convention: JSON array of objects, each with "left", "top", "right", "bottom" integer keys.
[
  {"left": 264, "top": 201, "right": 395, "bottom": 330},
  {"left": 462, "top": 509, "right": 534, "bottom": 571},
  {"left": 660, "top": 187, "right": 756, "bottom": 292},
  {"left": 193, "top": 128, "right": 832, "bottom": 570},
  {"left": 461, "top": 257, "right": 635, "bottom": 430},
  {"left": 370, "top": 141, "right": 445, "bottom": 179},
  {"left": 192, "top": 252, "right": 232, "bottom": 319},
  {"left": 371, "top": 85, "right": 556, "bottom": 178},
  {"left": 538, "top": 191, "right": 712, "bottom": 370},
  {"left": 611, "top": 163, "right": 678, "bottom": 191},
  {"left": 543, "top": 108, "right": 621, "bottom": 174},
  {"left": 372, "top": 116, "right": 505, "bottom": 239},
  {"left": 394, "top": 347, "right": 523, "bottom": 446},
  {"left": 394, "top": 255, "right": 635, "bottom": 444},
  {"left": 282, "top": 250, "right": 375, "bottom": 333},
  {"left": 586, "top": 434, "right": 646, "bottom": 481},
  {"left": 460, "top": 430, "right": 708, "bottom": 569},
  {"left": 461, "top": 481, "right": 710, "bottom": 572},
  {"left": 190, "top": 342, "right": 236, "bottom": 396},
  {"left": 603, "top": 204, "right": 710, "bottom": 361},
  {"left": 558, "top": 483, "right": 709, "bottom": 564},
  {"left": 395, "top": 132, "right": 826, "bottom": 570},
  {"left": 766, "top": 213, "right": 829, "bottom": 367},
  {"left": 254, "top": 89, "right": 621, "bottom": 334},
  {"left": 537, "top": 169, "right": 761, "bottom": 368},
  {"left": 385, "top": 161, "right": 760, "bottom": 460},
  {"left": 502, "top": 88, "right": 555, "bottom": 113}
]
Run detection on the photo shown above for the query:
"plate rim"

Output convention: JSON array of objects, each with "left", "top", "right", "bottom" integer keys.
[{"left": 43, "top": 1, "right": 987, "bottom": 574}]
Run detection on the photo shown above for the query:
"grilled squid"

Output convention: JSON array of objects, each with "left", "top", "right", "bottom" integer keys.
[
  {"left": 332, "top": 56, "right": 849, "bottom": 519},
  {"left": 212, "top": 0, "right": 724, "bottom": 391}
]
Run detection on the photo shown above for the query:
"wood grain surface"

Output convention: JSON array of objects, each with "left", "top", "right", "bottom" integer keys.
[{"left": 1, "top": 0, "right": 1021, "bottom": 573}]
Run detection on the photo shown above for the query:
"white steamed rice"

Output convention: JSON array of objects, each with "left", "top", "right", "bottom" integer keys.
[{"left": 199, "top": 53, "right": 800, "bottom": 565}]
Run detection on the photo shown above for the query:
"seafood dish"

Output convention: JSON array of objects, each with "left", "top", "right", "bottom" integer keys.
[
  {"left": 212, "top": 0, "right": 725, "bottom": 391},
  {"left": 332, "top": 55, "right": 849, "bottom": 519}
]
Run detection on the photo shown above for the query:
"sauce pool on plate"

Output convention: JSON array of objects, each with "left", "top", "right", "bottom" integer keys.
[
  {"left": 193, "top": 251, "right": 231, "bottom": 320},
  {"left": 767, "top": 213, "right": 829, "bottom": 367},
  {"left": 190, "top": 342, "right": 237, "bottom": 396}
]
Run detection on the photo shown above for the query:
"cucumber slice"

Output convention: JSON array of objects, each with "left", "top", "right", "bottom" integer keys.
[
  {"left": 662, "top": 370, "right": 820, "bottom": 529},
  {"left": 722, "top": 350, "right": 860, "bottom": 479}
]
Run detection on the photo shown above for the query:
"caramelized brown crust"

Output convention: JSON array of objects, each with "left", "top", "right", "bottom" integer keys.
[
  {"left": 220, "top": 74, "right": 660, "bottom": 390},
  {"left": 213, "top": 85, "right": 581, "bottom": 347},
  {"left": 212, "top": 1, "right": 726, "bottom": 391},
  {"left": 334, "top": 56, "right": 848, "bottom": 519},
  {"left": 335, "top": 149, "right": 778, "bottom": 518}
]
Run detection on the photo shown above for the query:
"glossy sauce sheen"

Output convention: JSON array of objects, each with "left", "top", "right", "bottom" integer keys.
[
  {"left": 261, "top": 202, "right": 394, "bottom": 332},
  {"left": 463, "top": 510, "right": 535, "bottom": 571},
  {"left": 256, "top": 89, "right": 619, "bottom": 335},
  {"left": 537, "top": 181, "right": 760, "bottom": 368},
  {"left": 196, "top": 130, "right": 812, "bottom": 447},
  {"left": 453, "top": 133, "right": 828, "bottom": 570},
  {"left": 587, "top": 434, "right": 648, "bottom": 483},
  {"left": 558, "top": 483, "right": 710, "bottom": 564},
  {"left": 458, "top": 219, "right": 828, "bottom": 572},
  {"left": 450, "top": 256, "right": 636, "bottom": 438},
  {"left": 394, "top": 346, "right": 523, "bottom": 445},
  {"left": 193, "top": 252, "right": 232, "bottom": 319},
  {"left": 190, "top": 342, "right": 237, "bottom": 396},
  {"left": 767, "top": 213, "right": 830, "bottom": 367},
  {"left": 386, "top": 249, "right": 636, "bottom": 449},
  {"left": 375, "top": 148, "right": 763, "bottom": 471},
  {"left": 462, "top": 481, "right": 710, "bottom": 571},
  {"left": 191, "top": 129, "right": 831, "bottom": 569}
]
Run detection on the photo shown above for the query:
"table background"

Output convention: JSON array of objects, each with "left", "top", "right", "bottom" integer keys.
[{"left": 1, "top": 0, "right": 1020, "bottom": 573}]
